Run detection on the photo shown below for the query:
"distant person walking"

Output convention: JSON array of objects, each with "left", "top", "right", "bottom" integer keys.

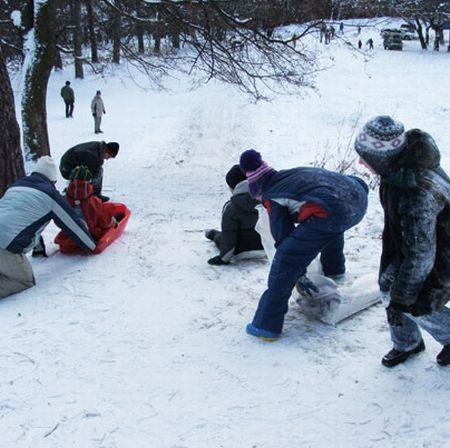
[
  {"left": 358, "top": 40, "right": 363, "bottom": 49},
  {"left": 60, "top": 81, "right": 74, "bottom": 118},
  {"left": 91, "top": 90, "right": 106, "bottom": 134},
  {"left": 367, "top": 38, "right": 374, "bottom": 50},
  {"left": 339, "top": 22, "right": 344, "bottom": 35}
]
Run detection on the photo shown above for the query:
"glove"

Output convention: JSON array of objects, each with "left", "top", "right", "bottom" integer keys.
[
  {"left": 32, "top": 236, "right": 48, "bottom": 258},
  {"left": 386, "top": 302, "right": 405, "bottom": 327},
  {"left": 379, "top": 264, "right": 398, "bottom": 292},
  {"left": 295, "top": 275, "right": 319, "bottom": 297},
  {"left": 92, "top": 113, "right": 96, "bottom": 117},
  {"left": 208, "top": 256, "right": 229, "bottom": 266}
]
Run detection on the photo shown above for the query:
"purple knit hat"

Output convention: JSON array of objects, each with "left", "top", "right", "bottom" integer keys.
[{"left": 239, "top": 149, "right": 276, "bottom": 198}]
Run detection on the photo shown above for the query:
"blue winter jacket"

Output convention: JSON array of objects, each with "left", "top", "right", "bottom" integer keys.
[
  {"left": 0, "top": 173, "right": 96, "bottom": 254},
  {"left": 262, "top": 167, "right": 368, "bottom": 245}
]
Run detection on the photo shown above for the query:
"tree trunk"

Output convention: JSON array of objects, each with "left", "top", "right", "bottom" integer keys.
[
  {"left": 415, "top": 17, "right": 427, "bottom": 50},
  {"left": 112, "top": 2, "right": 121, "bottom": 64},
  {"left": 86, "top": 0, "right": 98, "bottom": 63},
  {"left": 73, "top": 0, "right": 84, "bottom": 78},
  {"left": 22, "top": 0, "right": 56, "bottom": 159},
  {"left": 0, "top": 44, "right": 25, "bottom": 197},
  {"left": 136, "top": 0, "right": 145, "bottom": 54}
]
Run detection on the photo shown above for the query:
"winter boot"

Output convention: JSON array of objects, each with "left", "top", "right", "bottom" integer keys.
[
  {"left": 204, "top": 229, "right": 219, "bottom": 241},
  {"left": 436, "top": 344, "right": 450, "bottom": 366},
  {"left": 295, "top": 274, "right": 319, "bottom": 297},
  {"left": 96, "top": 194, "right": 110, "bottom": 202},
  {"left": 246, "top": 323, "right": 281, "bottom": 342},
  {"left": 381, "top": 339, "right": 425, "bottom": 367}
]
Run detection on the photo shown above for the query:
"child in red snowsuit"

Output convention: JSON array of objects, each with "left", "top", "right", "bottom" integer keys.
[{"left": 56, "top": 166, "right": 116, "bottom": 245}]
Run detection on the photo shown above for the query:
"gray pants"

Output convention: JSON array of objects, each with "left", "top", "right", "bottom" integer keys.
[
  {"left": 0, "top": 247, "right": 35, "bottom": 299},
  {"left": 382, "top": 293, "right": 450, "bottom": 351},
  {"left": 94, "top": 115, "right": 102, "bottom": 133}
]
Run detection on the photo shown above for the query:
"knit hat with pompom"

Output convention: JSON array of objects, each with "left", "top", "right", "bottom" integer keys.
[{"left": 239, "top": 149, "right": 276, "bottom": 198}]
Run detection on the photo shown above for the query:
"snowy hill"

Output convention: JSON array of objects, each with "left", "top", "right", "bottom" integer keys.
[{"left": 2, "top": 21, "right": 450, "bottom": 448}]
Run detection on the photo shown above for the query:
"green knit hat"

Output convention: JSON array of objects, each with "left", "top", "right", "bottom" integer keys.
[{"left": 69, "top": 165, "right": 93, "bottom": 181}]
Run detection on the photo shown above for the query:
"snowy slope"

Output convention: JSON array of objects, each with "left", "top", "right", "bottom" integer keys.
[{"left": 1, "top": 21, "right": 450, "bottom": 448}]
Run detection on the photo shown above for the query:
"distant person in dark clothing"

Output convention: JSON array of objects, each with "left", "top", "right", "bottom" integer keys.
[
  {"left": 60, "top": 81, "right": 74, "bottom": 118},
  {"left": 358, "top": 40, "right": 363, "bottom": 49},
  {"left": 205, "top": 164, "right": 263, "bottom": 265},
  {"left": 59, "top": 141, "right": 119, "bottom": 202},
  {"left": 367, "top": 38, "right": 374, "bottom": 49}
]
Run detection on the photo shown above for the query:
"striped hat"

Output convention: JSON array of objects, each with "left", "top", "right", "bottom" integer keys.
[
  {"left": 239, "top": 149, "right": 276, "bottom": 198},
  {"left": 355, "top": 115, "right": 407, "bottom": 174}
]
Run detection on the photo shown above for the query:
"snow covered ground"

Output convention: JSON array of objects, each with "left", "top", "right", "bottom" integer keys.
[{"left": 2, "top": 20, "right": 450, "bottom": 448}]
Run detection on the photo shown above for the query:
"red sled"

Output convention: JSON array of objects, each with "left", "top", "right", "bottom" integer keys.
[{"left": 55, "top": 203, "right": 131, "bottom": 255}]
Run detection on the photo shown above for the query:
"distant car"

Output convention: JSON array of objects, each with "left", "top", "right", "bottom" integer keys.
[
  {"left": 383, "top": 30, "right": 403, "bottom": 50},
  {"left": 381, "top": 26, "right": 416, "bottom": 41},
  {"left": 399, "top": 24, "right": 417, "bottom": 40}
]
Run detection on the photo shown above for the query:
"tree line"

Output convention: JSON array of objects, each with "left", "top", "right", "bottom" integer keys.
[{"left": 0, "top": 0, "right": 448, "bottom": 197}]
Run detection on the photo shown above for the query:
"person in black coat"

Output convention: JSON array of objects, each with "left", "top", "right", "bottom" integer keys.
[
  {"left": 355, "top": 115, "right": 450, "bottom": 367},
  {"left": 205, "top": 165, "right": 263, "bottom": 265},
  {"left": 59, "top": 140, "right": 119, "bottom": 202}
]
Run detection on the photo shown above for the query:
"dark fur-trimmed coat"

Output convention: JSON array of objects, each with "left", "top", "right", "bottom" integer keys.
[{"left": 379, "top": 129, "right": 450, "bottom": 314}]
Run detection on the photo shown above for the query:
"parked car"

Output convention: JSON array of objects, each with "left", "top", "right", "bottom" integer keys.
[
  {"left": 383, "top": 30, "right": 403, "bottom": 50},
  {"left": 399, "top": 24, "right": 417, "bottom": 40},
  {"left": 381, "top": 26, "right": 416, "bottom": 41}
]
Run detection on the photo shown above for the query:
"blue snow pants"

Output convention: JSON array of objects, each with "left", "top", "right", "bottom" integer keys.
[{"left": 252, "top": 204, "right": 367, "bottom": 334}]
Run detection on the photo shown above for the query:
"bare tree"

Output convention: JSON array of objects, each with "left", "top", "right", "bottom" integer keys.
[
  {"left": 0, "top": 44, "right": 25, "bottom": 197},
  {"left": 85, "top": 0, "right": 99, "bottom": 62},
  {"left": 100, "top": 0, "right": 320, "bottom": 99}
]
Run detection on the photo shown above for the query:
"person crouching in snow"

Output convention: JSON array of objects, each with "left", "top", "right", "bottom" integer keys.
[
  {"left": 205, "top": 164, "right": 264, "bottom": 265},
  {"left": 355, "top": 115, "right": 450, "bottom": 367},
  {"left": 0, "top": 157, "right": 96, "bottom": 299},
  {"left": 240, "top": 149, "right": 368, "bottom": 340},
  {"left": 56, "top": 166, "right": 117, "bottom": 245}
]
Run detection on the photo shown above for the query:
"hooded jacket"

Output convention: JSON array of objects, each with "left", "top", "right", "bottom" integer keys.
[
  {"left": 219, "top": 180, "right": 263, "bottom": 261},
  {"left": 370, "top": 129, "right": 450, "bottom": 313},
  {"left": 0, "top": 173, "right": 95, "bottom": 254}
]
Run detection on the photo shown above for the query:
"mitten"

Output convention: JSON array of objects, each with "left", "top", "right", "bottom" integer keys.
[
  {"left": 208, "top": 255, "right": 229, "bottom": 266},
  {"left": 295, "top": 275, "right": 319, "bottom": 297},
  {"left": 379, "top": 264, "right": 398, "bottom": 292}
]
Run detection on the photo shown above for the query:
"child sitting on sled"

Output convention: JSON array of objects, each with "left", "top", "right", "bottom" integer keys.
[{"left": 56, "top": 165, "right": 117, "bottom": 245}]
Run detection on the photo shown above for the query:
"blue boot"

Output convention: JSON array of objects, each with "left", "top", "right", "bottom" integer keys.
[{"left": 246, "top": 323, "right": 281, "bottom": 341}]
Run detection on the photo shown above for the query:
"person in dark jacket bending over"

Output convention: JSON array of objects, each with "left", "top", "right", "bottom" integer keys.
[
  {"left": 59, "top": 140, "right": 119, "bottom": 202},
  {"left": 0, "top": 156, "right": 96, "bottom": 299},
  {"left": 205, "top": 164, "right": 263, "bottom": 265},
  {"left": 355, "top": 115, "right": 450, "bottom": 367},
  {"left": 240, "top": 149, "right": 368, "bottom": 340}
]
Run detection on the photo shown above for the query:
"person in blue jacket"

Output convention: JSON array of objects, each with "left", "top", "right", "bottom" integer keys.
[
  {"left": 239, "top": 149, "right": 368, "bottom": 340},
  {"left": 0, "top": 156, "right": 96, "bottom": 299}
]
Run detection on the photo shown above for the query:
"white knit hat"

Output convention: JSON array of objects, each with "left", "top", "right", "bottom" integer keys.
[{"left": 33, "top": 156, "right": 58, "bottom": 182}]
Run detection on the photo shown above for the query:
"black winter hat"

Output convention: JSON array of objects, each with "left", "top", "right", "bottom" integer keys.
[
  {"left": 106, "top": 142, "right": 119, "bottom": 158},
  {"left": 225, "top": 164, "right": 246, "bottom": 189}
]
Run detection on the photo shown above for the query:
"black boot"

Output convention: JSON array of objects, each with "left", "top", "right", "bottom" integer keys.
[
  {"left": 436, "top": 344, "right": 450, "bottom": 366},
  {"left": 381, "top": 339, "right": 425, "bottom": 368}
]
